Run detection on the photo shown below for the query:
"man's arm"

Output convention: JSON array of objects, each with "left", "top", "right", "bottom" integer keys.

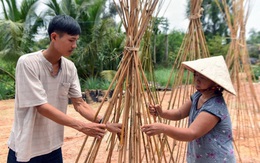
[
  {"left": 36, "top": 103, "right": 106, "bottom": 138},
  {"left": 71, "top": 97, "right": 122, "bottom": 133},
  {"left": 70, "top": 97, "right": 102, "bottom": 123}
]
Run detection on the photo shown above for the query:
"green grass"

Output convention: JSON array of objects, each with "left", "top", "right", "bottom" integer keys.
[
  {"left": 252, "top": 65, "right": 260, "bottom": 82},
  {"left": 81, "top": 67, "right": 176, "bottom": 91},
  {"left": 153, "top": 68, "right": 192, "bottom": 87},
  {"left": 153, "top": 68, "right": 175, "bottom": 87},
  {"left": 3, "top": 64, "right": 258, "bottom": 100}
]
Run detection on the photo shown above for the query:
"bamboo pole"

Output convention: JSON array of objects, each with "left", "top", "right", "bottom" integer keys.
[
  {"left": 158, "top": 0, "right": 209, "bottom": 161},
  {"left": 75, "top": 0, "right": 172, "bottom": 162},
  {"left": 215, "top": 0, "right": 260, "bottom": 162}
]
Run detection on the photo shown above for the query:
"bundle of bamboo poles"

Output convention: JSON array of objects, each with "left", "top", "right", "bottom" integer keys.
[
  {"left": 215, "top": 0, "right": 260, "bottom": 162},
  {"left": 75, "top": 0, "right": 175, "bottom": 162},
  {"left": 158, "top": 0, "right": 210, "bottom": 161}
]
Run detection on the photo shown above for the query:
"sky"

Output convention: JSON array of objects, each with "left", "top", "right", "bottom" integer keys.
[
  {"left": 1, "top": 0, "right": 259, "bottom": 37},
  {"left": 158, "top": 0, "right": 260, "bottom": 37}
]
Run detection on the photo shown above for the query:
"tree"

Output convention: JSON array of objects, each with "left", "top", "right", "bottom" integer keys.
[
  {"left": 207, "top": 35, "right": 229, "bottom": 57},
  {"left": 247, "top": 29, "right": 260, "bottom": 59},
  {"left": 156, "top": 29, "right": 185, "bottom": 66},
  {"left": 0, "top": 0, "right": 41, "bottom": 99},
  {"left": 201, "top": 0, "right": 230, "bottom": 39},
  {"left": 185, "top": 0, "right": 230, "bottom": 40},
  {"left": 72, "top": 0, "right": 124, "bottom": 78},
  {"left": 0, "top": 0, "right": 41, "bottom": 62},
  {"left": 151, "top": 17, "right": 169, "bottom": 64}
]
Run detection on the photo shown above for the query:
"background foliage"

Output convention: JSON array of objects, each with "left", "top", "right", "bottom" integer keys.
[{"left": 0, "top": 0, "right": 259, "bottom": 100}]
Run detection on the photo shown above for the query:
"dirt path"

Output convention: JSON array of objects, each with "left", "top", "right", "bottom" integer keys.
[
  {"left": 0, "top": 99, "right": 116, "bottom": 163},
  {"left": 1, "top": 88, "right": 260, "bottom": 162}
]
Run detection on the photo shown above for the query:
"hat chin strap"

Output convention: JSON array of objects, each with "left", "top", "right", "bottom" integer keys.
[{"left": 197, "top": 86, "right": 218, "bottom": 93}]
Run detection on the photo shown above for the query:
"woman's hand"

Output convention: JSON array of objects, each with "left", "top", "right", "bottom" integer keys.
[
  {"left": 141, "top": 123, "right": 165, "bottom": 136},
  {"left": 148, "top": 104, "right": 163, "bottom": 117}
]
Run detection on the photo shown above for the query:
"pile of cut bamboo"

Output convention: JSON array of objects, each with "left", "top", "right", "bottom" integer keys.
[
  {"left": 75, "top": 0, "right": 260, "bottom": 162},
  {"left": 159, "top": 0, "right": 260, "bottom": 162},
  {"left": 75, "top": 0, "right": 172, "bottom": 162},
  {"left": 215, "top": 0, "right": 260, "bottom": 162},
  {"left": 160, "top": 0, "right": 260, "bottom": 162},
  {"left": 157, "top": 0, "right": 211, "bottom": 162}
]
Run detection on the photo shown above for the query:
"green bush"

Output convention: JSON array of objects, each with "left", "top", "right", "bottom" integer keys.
[
  {"left": 0, "top": 82, "right": 15, "bottom": 100},
  {"left": 81, "top": 77, "right": 112, "bottom": 91},
  {"left": 0, "top": 60, "right": 15, "bottom": 100},
  {"left": 252, "top": 65, "right": 260, "bottom": 82},
  {"left": 0, "top": 80, "right": 15, "bottom": 100}
]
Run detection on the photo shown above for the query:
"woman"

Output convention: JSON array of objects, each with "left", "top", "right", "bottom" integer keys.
[{"left": 141, "top": 56, "right": 236, "bottom": 163}]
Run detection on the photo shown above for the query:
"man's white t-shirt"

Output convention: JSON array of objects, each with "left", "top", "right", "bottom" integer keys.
[{"left": 8, "top": 51, "right": 82, "bottom": 162}]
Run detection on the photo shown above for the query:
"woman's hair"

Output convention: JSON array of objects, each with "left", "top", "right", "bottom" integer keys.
[
  {"left": 47, "top": 15, "right": 81, "bottom": 38},
  {"left": 214, "top": 86, "right": 224, "bottom": 94}
]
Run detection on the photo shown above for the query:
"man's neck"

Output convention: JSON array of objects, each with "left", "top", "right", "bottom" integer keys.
[{"left": 42, "top": 48, "right": 61, "bottom": 65}]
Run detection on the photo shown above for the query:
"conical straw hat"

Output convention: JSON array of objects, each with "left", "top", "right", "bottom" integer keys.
[{"left": 182, "top": 56, "right": 236, "bottom": 95}]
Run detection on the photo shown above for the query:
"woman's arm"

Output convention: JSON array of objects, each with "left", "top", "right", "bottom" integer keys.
[
  {"left": 150, "top": 100, "right": 192, "bottom": 121},
  {"left": 141, "top": 111, "right": 219, "bottom": 142}
]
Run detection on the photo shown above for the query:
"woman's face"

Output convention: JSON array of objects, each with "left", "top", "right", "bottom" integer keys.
[{"left": 193, "top": 72, "right": 216, "bottom": 91}]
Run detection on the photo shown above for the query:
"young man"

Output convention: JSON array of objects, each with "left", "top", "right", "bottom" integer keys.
[{"left": 7, "top": 15, "right": 121, "bottom": 163}]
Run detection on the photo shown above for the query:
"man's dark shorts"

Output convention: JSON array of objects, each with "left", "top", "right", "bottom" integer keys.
[{"left": 7, "top": 148, "right": 63, "bottom": 163}]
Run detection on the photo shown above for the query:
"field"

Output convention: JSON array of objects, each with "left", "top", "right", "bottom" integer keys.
[{"left": 1, "top": 87, "right": 260, "bottom": 163}]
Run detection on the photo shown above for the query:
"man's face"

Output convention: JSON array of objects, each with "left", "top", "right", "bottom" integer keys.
[{"left": 52, "top": 32, "right": 79, "bottom": 57}]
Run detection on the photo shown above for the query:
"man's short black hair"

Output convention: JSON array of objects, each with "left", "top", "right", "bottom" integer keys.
[{"left": 48, "top": 15, "right": 81, "bottom": 38}]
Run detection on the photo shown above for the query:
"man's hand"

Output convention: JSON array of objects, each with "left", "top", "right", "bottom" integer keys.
[
  {"left": 79, "top": 123, "right": 107, "bottom": 139},
  {"left": 106, "top": 122, "right": 122, "bottom": 133}
]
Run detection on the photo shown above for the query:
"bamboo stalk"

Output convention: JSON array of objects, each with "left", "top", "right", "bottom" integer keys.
[
  {"left": 75, "top": 0, "right": 215, "bottom": 162},
  {"left": 156, "top": 0, "right": 209, "bottom": 161},
  {"left": 215, "top": 0, "right": 260, "bottom": 161}
]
